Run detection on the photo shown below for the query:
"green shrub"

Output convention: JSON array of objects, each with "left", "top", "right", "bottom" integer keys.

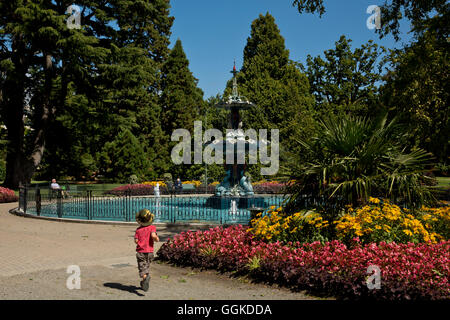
[{"left": 99, "top": 129, "right": 151, "bottom": 182}]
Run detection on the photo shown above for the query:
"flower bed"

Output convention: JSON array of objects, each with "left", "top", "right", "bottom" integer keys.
[
  {"left": 106, "top": 184, "right": 168, "bottom": 196},
  {"left": 142, "top": 181, "right": 167, "bottom": 187},
  {"left": 108, "top": 181, "right": 287, "bottom": 195},
  {"left": 252, "top": 181, "right": 286, "bottom": 194},
  {"left": 249, "top": 198, "right": 450, "bottom": 245},
  {"left": 157, "top": 225, "right": 450, "bottom": 300},
  {"left": 334, "top": 199, "right": 449, "bottom": 244},
  {"left": 0, "top": 187, "right": 18, "bottom": 203}
]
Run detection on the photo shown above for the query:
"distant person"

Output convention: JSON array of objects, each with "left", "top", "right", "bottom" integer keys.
[
  {"left": 50, "top": 179, "right": 68, "bottom": 198},
  {"left": 174, "top": 178, "right": 183, "bottom": 194},
  {"left": 134, "top": 209, "right": 159, "bottom": 292}
]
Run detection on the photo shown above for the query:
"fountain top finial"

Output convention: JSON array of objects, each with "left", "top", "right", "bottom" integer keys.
[
  {"left": 231, "top": 60, "right": 237, "bottom": 75},
  {"left": 215, "top": 62, "right": 256, "bottom": 110}
]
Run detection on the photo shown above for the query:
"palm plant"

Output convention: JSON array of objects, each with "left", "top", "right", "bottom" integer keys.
[{"left": 283, "top": 113, "right": 436, "bottom": 216}]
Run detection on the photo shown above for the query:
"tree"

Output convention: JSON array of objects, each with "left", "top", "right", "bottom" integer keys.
[
  {"left": 304, "top": 35, "right": 387, "bottom": 118},
  {"left": 292, "top": 0, "right": 449, "bottom": 41},
  {"left": 160, "top": 39, "right": 204, "bottom": 135},
  {"left": 284, "top": 113, "right": 436, "bottom": 217},
  {"left": 293, "top": 0, "right": 449, "bottom": 171},
  {"left": 160, "top": 39, "right": 205, "bottom": 179},
  {"left": 0, "top": 0, "right": 173, "bottom": 188},
  {"left": 382, "top": 30, "right": 449, "bottom": 166},
  {"left": 99, "top": 129, "right": 151, "bottom": 182},
  {"left": 226, "top": 13, "right": 315, "bottom": 178}
]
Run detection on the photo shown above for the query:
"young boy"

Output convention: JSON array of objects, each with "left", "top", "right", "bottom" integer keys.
[{"left": 134, "top": 209, "right": 159, "bottom": 292}]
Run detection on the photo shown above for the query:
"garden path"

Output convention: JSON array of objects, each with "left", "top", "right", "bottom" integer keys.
[{"left": 0, "top": 202, "right": 319, "bottom": 300}]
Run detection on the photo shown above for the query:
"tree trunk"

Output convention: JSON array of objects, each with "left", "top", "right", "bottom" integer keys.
[
  {"left": 27, "top": 53, "right": 54, "bottom": 182},
  {"left": 2, "top": 47, "right": 54, "bottom": 189},
  {"left": 2, "top": 37, "right": 28, "bottom": 189}
]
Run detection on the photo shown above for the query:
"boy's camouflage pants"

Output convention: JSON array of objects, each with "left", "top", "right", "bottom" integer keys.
[{"left": 136, "top": 252, "right": 154, "bottom": 278}]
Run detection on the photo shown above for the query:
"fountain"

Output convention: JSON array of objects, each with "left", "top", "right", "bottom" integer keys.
[{"left": 205, "top": 63, "right": 268, "bottom": 211}]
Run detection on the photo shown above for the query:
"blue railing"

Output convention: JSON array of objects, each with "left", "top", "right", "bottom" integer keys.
[{"left": 19, "top": 185, "right": 286, "bottom": 225}]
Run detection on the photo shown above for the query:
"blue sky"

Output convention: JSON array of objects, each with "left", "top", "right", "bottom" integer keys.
[{"left": 168, "top": 0, "right": 413, "bottom": 99}]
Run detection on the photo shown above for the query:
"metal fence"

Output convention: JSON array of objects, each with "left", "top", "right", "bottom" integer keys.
[{"left": 18, "top": 185, "right": 286, "bottom": 225}]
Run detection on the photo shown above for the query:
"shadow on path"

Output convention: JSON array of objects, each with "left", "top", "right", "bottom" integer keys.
[{"left": 103, "top": 282, "right": 145, "bottom": 297}]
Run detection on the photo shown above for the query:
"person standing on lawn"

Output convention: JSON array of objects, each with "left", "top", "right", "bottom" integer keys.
[{"left": 134, "top": 209, "right": 159, "bottom": 292}]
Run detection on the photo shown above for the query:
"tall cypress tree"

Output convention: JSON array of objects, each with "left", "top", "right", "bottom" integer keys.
[
  {"left": 160, "top": 39, "right": 205, "bottom": 179},
  {"left": 225, "top": 13, "right": 315, "bottom": 177}
]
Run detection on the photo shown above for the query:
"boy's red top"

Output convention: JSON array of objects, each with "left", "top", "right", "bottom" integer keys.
[{"left": 134, "top": 225, "right": 156, "bottom": 253}]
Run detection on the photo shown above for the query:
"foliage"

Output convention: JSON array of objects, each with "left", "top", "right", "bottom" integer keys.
[
  {"left": 304, "top": 35, "right": 387, "bottom": 118},
  {"left": 292, "top": 0, "right": 449, "bottom": 41},
  {"left": 382, "top": 31, "right": 449, "bottom": 165},
  {"left": 0, "top": 186, "right": 18, "bottom": 203},
  {"left": 160, "top": 39, "right": 204, "bottom": 135},
  {"left": 99, "top": 129, "right": 151, "bottom": 182},
  {"left": 0, "top": 158, "right": 5, "bottom": 182},
  {"left": 128, "top": 175, "right": 139, "bottom": 185},
  {"left": 160, "top": 39, "right": 205, "bottom": 179},
  {"left": 0, "top": 0, "right": 174, "bottom": 188},
  {"left": 229, "top": 13, "right": 316, "bottom": 162},
  {"left": 283, "top": 113, "right": 436, "bottom": 214},
  {"left": 158, "top": 225, "right": 450, "bottom": 300}
]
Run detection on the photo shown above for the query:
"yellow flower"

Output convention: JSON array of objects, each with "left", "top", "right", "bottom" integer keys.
[
  {"left": 403, "top": 229, "right": 413, "bottom": 236},
  {"left": 369, "top": 197, "right": 380, "bottom": 204}
]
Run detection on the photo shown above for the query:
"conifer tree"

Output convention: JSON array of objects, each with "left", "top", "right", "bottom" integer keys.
[
  {"left": 99, "top": 129, "right": 151, "bottom": 182},
  {"left": 225, "top": 13, "right": 315, "bottom": 177},
  {"left": 160, "top": 39, "right": 205, "bottom": 179},
  {"left": 160, "top": 39, "right": 204, "bottom": 135},
  {"left": 0, "top": 0, "right": 174, "bottom": 187}
]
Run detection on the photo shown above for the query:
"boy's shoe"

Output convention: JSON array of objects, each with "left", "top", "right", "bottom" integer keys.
[{"left": 142, "top": 275, "right": 150, "bottom": 292}]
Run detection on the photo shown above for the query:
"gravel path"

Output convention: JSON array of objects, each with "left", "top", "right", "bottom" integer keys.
[{"left": 0, "top": 202, "right": 321, "bottom": 300}]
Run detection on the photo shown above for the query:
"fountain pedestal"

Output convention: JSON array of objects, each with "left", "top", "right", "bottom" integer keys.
[{"left": 212, "top": 63, "right": 257, "bottom": 198}]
